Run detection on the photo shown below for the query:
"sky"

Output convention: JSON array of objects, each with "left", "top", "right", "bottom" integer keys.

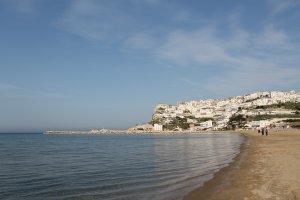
[{"left": 0, "top": 0, "right": 300, "bottom": 132}]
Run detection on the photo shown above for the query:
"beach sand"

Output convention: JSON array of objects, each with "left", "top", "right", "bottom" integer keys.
[{"left": 184, "top": 129, "right": 300, "bottom": 200}]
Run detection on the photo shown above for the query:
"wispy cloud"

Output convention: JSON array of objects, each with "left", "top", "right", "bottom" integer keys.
[
  {"left": 256, "top": 24, "right": 289, "bottom": 48},
  {"left": 0, "top": 83, "right": 19, "bottom": 91},
  {"left": 56, "top": 0, "right": 188, "bottom": 45},
  {"left": 124, "top": 33, "right": 157, "bottom": 50},
  {"left": 56, "top": 0, "right": 300, "bottom": 96},
  {"left": 0, "top": 83, "right": 63, "bottom": 99},
  {"left": 265, "top": 0, "right": 300, "bottom": 25},
  {"left": 57, "top": 0, "right": 154, "bottom": 43},
  {"left": 158, "top": 27, "right": 234, "bottom": 66},
  {"left": 3, "top": 0, "right": 37, "bottom": 13},
  {"left": 157, "top": 22, "right": 300, "bottom": 95},
  {"left": 268, "top": 0, "right": 300, "bottom": 15}
]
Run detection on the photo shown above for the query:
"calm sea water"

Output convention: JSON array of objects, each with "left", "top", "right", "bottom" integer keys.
[{"left": 0, "top": 133, "right": 245, "bottom": 200}]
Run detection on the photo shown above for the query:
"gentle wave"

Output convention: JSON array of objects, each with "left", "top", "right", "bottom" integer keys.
[{"left": 0, "top": 133, "right": 245, "bottom": 200}]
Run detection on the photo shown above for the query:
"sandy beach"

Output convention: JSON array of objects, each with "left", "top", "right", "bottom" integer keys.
[{"left": 184, "top": 128, "right": 300, "bottom": 200}]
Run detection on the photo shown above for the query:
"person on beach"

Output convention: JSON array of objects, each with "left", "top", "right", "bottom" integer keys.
[
  {"left": 261, "top": 127, "right": 265, "bottom": 136},
  {"left": 265, "top": 127, "right": 268, "bottom": 136}
]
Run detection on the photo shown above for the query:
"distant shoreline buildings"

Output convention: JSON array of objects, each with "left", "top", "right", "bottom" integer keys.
[{"left": 133, "top": 90, "right": 300, "bottom": 131}]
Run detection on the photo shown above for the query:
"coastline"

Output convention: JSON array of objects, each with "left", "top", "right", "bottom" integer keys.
[
  {"left": 184, "top": 128, "right": 300, "bottom": 200},
  {"left": 44, "top": 130, "right": 242, "bottom": 135}
]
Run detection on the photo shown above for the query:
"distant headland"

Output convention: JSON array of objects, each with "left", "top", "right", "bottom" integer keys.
[{"left": 45, "top": 90, "right": 300, "bottom": 134}]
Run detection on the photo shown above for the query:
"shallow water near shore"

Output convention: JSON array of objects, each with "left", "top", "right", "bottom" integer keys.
[{"left": 0, "top": 133, "right": 245, "bottom": 200}]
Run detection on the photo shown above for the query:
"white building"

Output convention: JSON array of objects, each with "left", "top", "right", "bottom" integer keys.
[
  {"left": 154, "top": 124, "right": 163, "bottom": 131},
  {"left": 251, "top": 120, "right": 271, "bottom": 128},
  {"left": 200, "top": 120, "right": 213, "bottom": 129}
]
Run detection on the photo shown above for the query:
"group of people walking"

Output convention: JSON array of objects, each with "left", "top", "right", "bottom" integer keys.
[{"left": 258, "top": 127, "right": 268, "bottom": 136}]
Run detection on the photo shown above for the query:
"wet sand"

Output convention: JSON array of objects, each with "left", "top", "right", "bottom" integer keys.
[{"left": 184, "top": 129, "right": 300, "bottom": 200}]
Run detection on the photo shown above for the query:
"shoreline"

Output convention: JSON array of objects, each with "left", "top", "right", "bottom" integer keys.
[
  {"left": 44, "top": 129, "right": 244, "bottom": 135},
  {"left": 184, "top": 128, "right": 300, "bottom": 200}
]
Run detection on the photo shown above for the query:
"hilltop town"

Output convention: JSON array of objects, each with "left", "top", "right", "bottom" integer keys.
[
  {"left": 45, "top": 91, "right": 300, "bottom": 134},
  {"left": 131, "top": 91, "right": 300, "bottom": 132}
]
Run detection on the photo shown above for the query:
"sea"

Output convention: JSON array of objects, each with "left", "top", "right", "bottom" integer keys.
[{"left": 0, "top": 133, "right": 245, "bottom": 200}]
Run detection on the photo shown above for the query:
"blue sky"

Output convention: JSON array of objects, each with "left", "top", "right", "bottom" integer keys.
[{"left": 0, "top": 0, "right": 300, "bottom": 132}]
